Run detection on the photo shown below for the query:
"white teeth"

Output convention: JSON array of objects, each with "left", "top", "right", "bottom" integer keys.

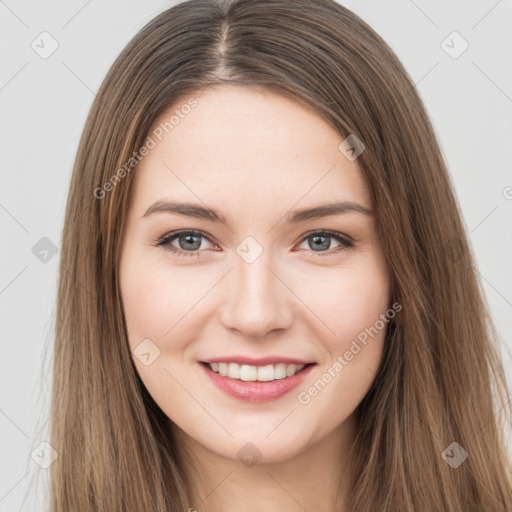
[
  {"left": 207, "top": 362, "right": 306, "bottom": 381},
  {"left": 257, "top": 364, "right": 274, "bottom": 382},
  {"left": 239, "top": 364, "right": 257, "bottom": 381},
  {"left": 286, "top": 364, "right": 297, "bottom": 377},
  {"left": 227, "top": 363, "right": 240, "bottom": 379},
  {"left": 218, "top": 362, "right": 228, "bottom": 376},
  {"left": 274, "top": 363, "right": 287, "bottom": 380}
]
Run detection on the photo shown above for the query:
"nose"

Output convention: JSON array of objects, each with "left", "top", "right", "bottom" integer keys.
[{"left": 219, "top": 251, "right": 293, "bottom": 339}]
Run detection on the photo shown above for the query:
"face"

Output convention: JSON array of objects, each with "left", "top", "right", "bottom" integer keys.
[{"left": 119, "top": 85, "right": 391, "bottom": 464}]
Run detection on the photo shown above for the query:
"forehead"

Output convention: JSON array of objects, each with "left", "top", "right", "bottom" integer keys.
[{"left": 130, "top": 85, "right": 370, "bottom": 216}]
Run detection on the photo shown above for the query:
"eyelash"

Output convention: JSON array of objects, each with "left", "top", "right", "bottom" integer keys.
[{"left": 154, "top": 229, "right": 354, "bottom": 258}]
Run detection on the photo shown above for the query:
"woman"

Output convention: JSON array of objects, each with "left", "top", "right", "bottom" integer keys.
[{"left": 49, "top": 0, "right": 512, "bottom": 510}]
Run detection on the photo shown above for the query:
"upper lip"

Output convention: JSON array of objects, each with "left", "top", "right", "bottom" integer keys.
[{"left": 201, "top": 356, "right": 315, "bottom": 366}]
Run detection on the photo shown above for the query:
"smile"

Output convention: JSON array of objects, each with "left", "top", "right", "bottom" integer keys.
[
  {"left": 206, "top": 362, "right": 307, "bottom": 381},
  {"left": 198, "top": 360, "right": 317, "bottom": 402}
]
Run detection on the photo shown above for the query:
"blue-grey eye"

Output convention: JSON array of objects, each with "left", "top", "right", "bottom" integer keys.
[
  {"left": 297, "top": 231, "right": 353, "bottom": 253},
  {"left": 157, "top": 230, "right": 215, "bottom": 256}
]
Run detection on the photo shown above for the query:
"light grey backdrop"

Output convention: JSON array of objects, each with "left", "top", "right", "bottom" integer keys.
[{"left": 1, "top": 1, "right": 511, "bottom": 509}]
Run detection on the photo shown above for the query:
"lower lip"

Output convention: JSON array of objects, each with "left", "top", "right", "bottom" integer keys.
[{"left": 199, "top": 362, "right": 316, "bottom": 402}]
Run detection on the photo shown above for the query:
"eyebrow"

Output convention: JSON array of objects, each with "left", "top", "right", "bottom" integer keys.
[{"left": 142, "top": 199, "right": 373, "bottom": 225}]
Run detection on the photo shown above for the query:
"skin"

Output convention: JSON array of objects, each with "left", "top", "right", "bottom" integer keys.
[{"left": 119, "top": 85, "right": 391, "bottom": 512}]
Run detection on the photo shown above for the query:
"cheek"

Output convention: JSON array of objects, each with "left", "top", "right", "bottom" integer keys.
[
  {"left": 297, "top": 262, "right": 389, "bottom": 416},
  {"left": 119, "top": 254, "right": 204, "bottom": 406},
  {"left": 296, "top": 299, "right": 388, "bottom": 423},
  {"left": 291, "top": 255, "right": 389, "bottom": 409},
  {"left": 120, "top": 252, "right": 215, "bottom": 348},
  {"left": 121, "top": 263, "right": 170, "bottom": 343},
  {"left": 299, "top": 338, "right": 384, "bottom": 425},
  {"left": 291, "top": 258, "right": 390, "bottom": 347}
]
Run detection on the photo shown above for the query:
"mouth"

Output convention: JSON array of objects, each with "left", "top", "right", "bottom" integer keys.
[
  {"left": 198, "top": 360, "right": 317, "bottom": 402},
  {"left": 199, "top": 361, "right": 315, "bottom": 382}
]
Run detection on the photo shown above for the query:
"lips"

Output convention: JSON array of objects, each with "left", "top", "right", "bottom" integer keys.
[
  {"left": 198, "top": 359, "right": 317, "bottom": 402},
  {"left": 201, "top": 356, "right": 315, "bottom": 366}
]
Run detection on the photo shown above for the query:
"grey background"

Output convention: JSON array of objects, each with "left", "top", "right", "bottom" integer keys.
[{"left": 1, "top": 0, "right": 511, "bottom": 509}]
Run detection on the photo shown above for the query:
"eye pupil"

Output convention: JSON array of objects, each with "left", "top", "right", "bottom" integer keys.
[
  {"left": 179, "top": 233, "right": 201, "bottom": 250},
  {"left": 310, "top": 235, "right": 330, "bottom": 251}
]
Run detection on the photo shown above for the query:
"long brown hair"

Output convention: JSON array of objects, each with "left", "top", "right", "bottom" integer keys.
[{"left": 48, "top": 0, "right": 512, "bottom": 510}]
